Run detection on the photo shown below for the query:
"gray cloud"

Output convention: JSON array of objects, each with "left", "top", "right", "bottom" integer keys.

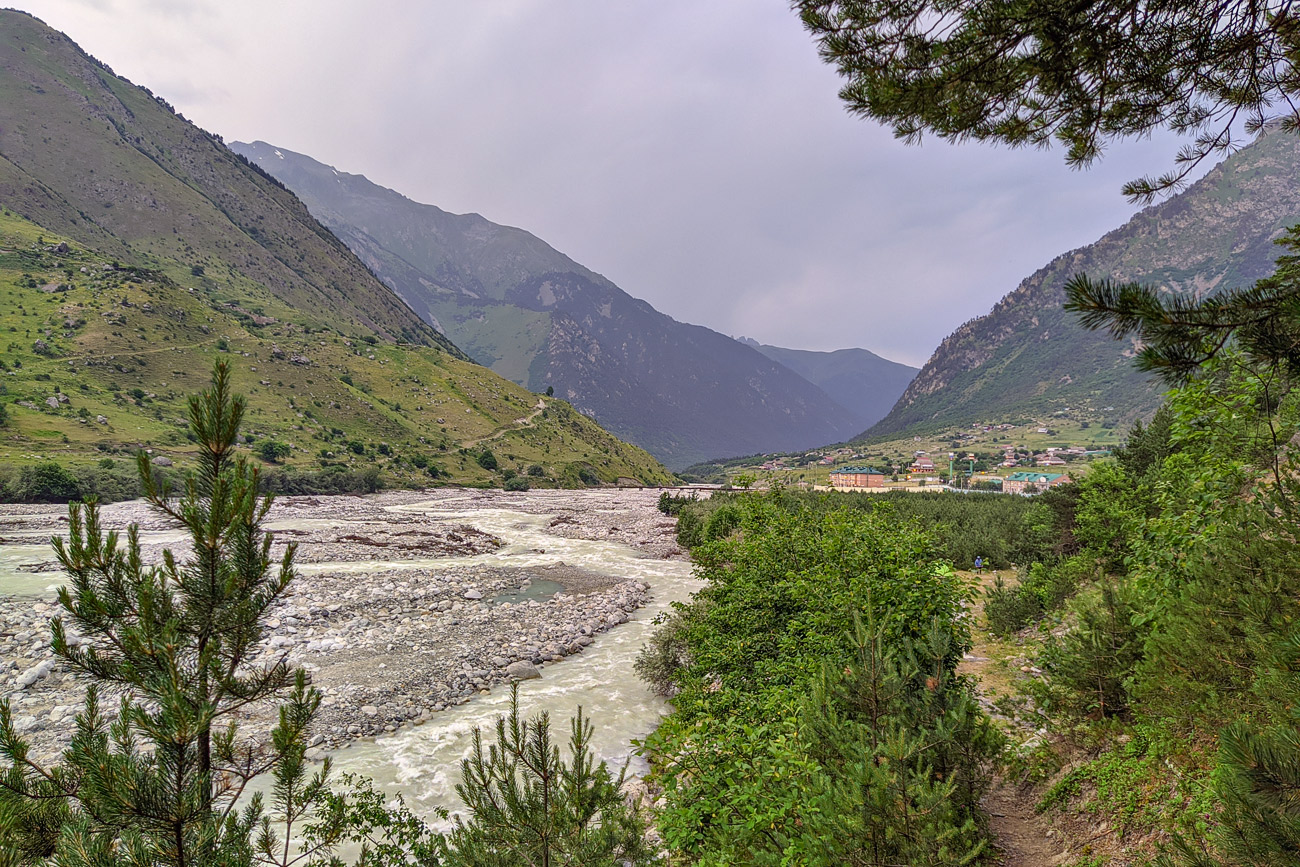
[{"left": 19, "top": 0, "right": 1201, "bottom": 365}]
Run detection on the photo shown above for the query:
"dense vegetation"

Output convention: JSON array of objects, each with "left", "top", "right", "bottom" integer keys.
[
  {"left": 661, "top": 485, "right": 1072, "bottom": 570},
  {"left": 641, "top": 491, "right": 1005, "bottom": 864},
  {"left": 651, "top": 337, "right": 1300, "bottom": 864}
]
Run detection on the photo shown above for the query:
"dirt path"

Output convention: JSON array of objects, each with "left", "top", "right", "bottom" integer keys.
[
  {"left": 464, "top": 398, "right": 547, "bottom": 447},
  {"left": 958, "top": 569, "right": 1069, "bottom": 866}
]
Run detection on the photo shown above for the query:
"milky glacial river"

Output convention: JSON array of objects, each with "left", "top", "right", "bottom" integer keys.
[
  {"left": 317, "top": 502, "right": 699, "bottom": 823},
  {"left": 0, "top": 496, "right": 700, "bottom": 827}
]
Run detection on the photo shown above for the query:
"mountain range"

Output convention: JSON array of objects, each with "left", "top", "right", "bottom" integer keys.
[
  {"left": 736, "top": 338, "right": 917, "bottom": 432},
  {"left": 0, "top": 10, "right": 671, "bottom": 488},
  {"left": 229, "top": 141, "right": 914, "bottom": 468},
  {"left": 868, "top": 128, "right": 1300, "bottom": 437}
]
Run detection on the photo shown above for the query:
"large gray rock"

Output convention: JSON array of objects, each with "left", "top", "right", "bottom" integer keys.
[{"left": 506, "top": 661, "right": 541, "bottom": 681}]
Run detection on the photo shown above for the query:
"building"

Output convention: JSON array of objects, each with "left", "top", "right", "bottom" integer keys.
[
  {"left": 1003, "top": 471, "right": 1069, "bottom": 495},
  {"left": 1035, "top": 456, "right": 1068, "bottom": 467},
  {"left": 909, "top": 456, "right": 936, "bottom": 473},
  {"left": 829, "top": 466, "right": 887, "bottom": 490}
]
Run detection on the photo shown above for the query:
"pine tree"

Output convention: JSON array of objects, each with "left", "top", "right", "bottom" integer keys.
[
  {"left": 799, "top": 613, "right": 1002, "bottom": 866},
  {"left": 444, "top": 685, "right": 654, "bottom": 867},
  {"left": 0, "top": 360, "right": 342, "bottom": 866}
]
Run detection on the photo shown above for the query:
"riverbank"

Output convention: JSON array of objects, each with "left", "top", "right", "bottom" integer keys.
[{"left": 0, "top": 488, "right": 685, "bottom": 763}]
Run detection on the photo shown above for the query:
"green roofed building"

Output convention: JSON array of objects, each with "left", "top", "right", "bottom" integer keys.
[
  {"left": 1003, "top": 471, "right": 1069, "bottom": 495},
  {"left": 829, "top": 466, "right": 887, "bottom": 490}
]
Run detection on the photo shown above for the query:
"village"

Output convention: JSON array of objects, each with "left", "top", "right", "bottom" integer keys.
[{"left": 738, "top": 417, "right": 1118, "bottom": 495}]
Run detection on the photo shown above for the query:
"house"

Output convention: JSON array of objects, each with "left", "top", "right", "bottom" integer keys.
[
  {"left": 1003, "top": 471, "right": 1069, "bottom": 494},
  {"left": 1035, "top": 456, "right": 1067, "bottom": 467},
  {"left": 829, "top": 466, "right": 887, "bottom": 490},
  {"left": 909, "top": 456, "right": 936, "bottom": 473}
]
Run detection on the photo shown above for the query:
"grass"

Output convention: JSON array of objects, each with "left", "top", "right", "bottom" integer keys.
[{"left": 0, "top": 209, "right": 673, "bottom": 490}]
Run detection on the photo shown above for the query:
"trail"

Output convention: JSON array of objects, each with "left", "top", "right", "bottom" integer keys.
[
  {"left": 464, "top": 398, "right": 547, "bottom": 447},
  {"left": 958, "top": 569, "right": 1068, "bottom": 866}
]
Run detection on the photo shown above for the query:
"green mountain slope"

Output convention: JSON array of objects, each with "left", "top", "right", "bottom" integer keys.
[
  {"left": 230, "top": 141, "right": 868, "bottom": 469},
  {"left": 868, "top": 129, "right": 1300, "bottom": 437},
  {"left": 0, "top": 11, "right": 672, "bottom": 488},
  {"left": 737, "top": 338, "right": 917, "bottom": 430}
]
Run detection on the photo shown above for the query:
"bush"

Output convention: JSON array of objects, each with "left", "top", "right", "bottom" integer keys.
[
  {"left": 257, "top": 440, "right": 291, "bottom": 463},
  {"left": 476, "top": 449, "right": 498, "bottom": 471},
  {"left": 526, "top": 464, "right": 544, "bottom": 477},
  {"left": 1040, "top": 580, "right": 1146, "bottom": 719},
  {"left": 258, "top": 466, "right": 382, "bottom": 495},
  {"left": 503, "top": 476, "right": 530, "bottom": 492},
  {"left": 17, "top": 462, "right": 81, "bottom": 503},
  {"left": 640, "top": 493, "right": 999, "bottom": 864},
  {"left": 984, "top": 575, "right": 1044, "bottom": 636}
]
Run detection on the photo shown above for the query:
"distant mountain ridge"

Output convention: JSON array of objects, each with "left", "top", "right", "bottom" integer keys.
[
  {"left": 231, "top": 141, "right": 872, "bottom": 468},
  {"left": 0, "top": 10, "right": 672, "bottom": 488},
  {"left": 736, "top": 338, "right": 917, "bottom": 431},
  {"left": 868, "top": 129, "right": 1300, "bottom": 437}
]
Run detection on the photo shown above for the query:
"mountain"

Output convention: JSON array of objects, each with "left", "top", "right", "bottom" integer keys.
[
  {"left": 868, "top": 128, "right": 1300, "bottom": 438},
  {"left": 0, "top": 10, "right": 672, "bottom": 489},
  {"left": 736, "top": 338, "right": 917, "bottom": 430},
  {"left": 229, "top": 141, "right": 868, "bottom": 469}
]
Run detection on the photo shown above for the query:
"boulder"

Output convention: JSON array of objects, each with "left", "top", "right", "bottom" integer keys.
[{"left": 506, "top": 661, "right": 541, "bottom": 681}]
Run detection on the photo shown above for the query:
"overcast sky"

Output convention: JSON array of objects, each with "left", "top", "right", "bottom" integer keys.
[{"left": 16, "top": 0, "right": 1202, "bottom": 366}]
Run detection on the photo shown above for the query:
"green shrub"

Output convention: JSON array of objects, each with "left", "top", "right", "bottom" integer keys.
[
  {"left": 984, "top": 575, "right": 1044, "bottom": 636},
  {"left": 18, "top": 462, "right": 81, "bottom": 503},
  {"left": 476, "top": 448, "right": 498, "bottom": 471},
  {"left": 257, "top": 440, "right": 291, "bottom": 463},
  {"left": 1040, "top": 580, "right": 1146, "bottom": 719},
  {"left": 503, "top": 476, "right": 530, "bottom": 492}
]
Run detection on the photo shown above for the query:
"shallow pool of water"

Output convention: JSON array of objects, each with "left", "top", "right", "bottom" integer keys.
[{"left": 489, "top": 578, "right": 564, "bottom": 606}]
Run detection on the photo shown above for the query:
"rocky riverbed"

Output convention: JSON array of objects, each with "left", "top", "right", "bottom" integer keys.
[{"left": 0, "top": 488, "right": 685, "bottom": 763}]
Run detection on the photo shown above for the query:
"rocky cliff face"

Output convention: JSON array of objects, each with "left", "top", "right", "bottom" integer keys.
[{"left": 869, "top": 129, "right": 1300, "bottom": 437}]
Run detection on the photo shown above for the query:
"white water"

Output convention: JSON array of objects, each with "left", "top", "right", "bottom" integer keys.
[
  {"left": 0, "top": 528, "right": 191, "bottom": 597},
  {"left": 236, "top": 501, "right": 700, "bottom": 828},
  {"left": 1, "top": 499, "right": 700, "bottom": 827},
  {"left": 314, "top": 502, "right": 699, "bottom": 824}
]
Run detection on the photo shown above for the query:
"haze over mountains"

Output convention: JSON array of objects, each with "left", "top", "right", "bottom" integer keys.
[
  {"left": 9, "top": 3, "right": 1292, "bottom": 482},
  {"left": 736, "top": 338, "right": 918, "bottom": 432},
  {"left": 231, "top": 141, "right": 913, "bottom": 468},
  {"left": 868, "top": 129, "right": 1300, "bottom": 438},
  {"left": 0, "top": 10, "right": 671, "bottom": 487}
]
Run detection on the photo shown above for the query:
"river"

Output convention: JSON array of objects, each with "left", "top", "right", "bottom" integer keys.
[{"left": 0, "top": 491, "right": 700, "bottom": 827}]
